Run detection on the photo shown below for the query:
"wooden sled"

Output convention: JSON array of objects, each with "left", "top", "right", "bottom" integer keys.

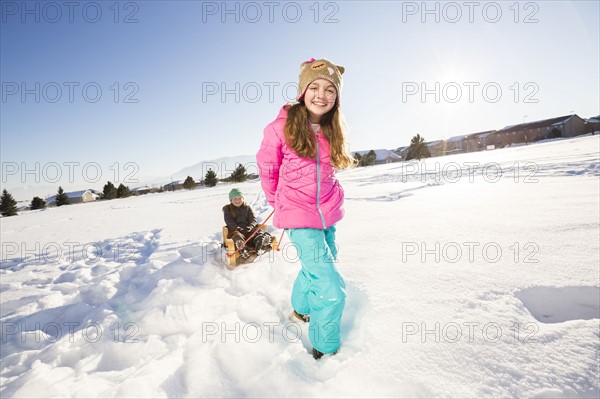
[{"left": 222, "top": 225, "right": 279, "bottom": 267}]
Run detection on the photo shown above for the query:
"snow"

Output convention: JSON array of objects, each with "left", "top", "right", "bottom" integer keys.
[{"left": 1, "top": 135, "right": 599, "bottom": 398}]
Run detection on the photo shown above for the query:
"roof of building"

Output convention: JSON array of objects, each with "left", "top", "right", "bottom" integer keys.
[
  {"left": 447, "top": 135, "right": 468, "bottom": 143},
  {"left": 499, "top": 115, "right": 577, "bottom": 133},
  {"left": 354, "top": 149, "right": 402, "bottom": 160},
  {"left": 426, "top": 140, "right": 445, "bottom": 147},
  {"left": 45, "top": 189, "right": 97, "bottom": 203},
  {"left": 466, "top": 130, "right": 496, "bottom": 139},
  {"left": 132, "top": 186, "right": 153, "bottom": 191},
  {"left": 67, "top": 190, "right": 95, "bottom": 198},
  {"left": 587, "top": 116, "right": 600, "bottom": 123}
]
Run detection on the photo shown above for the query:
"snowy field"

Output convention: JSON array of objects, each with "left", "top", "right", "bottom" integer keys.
[{"left": 1, "top": 135, "right": 599, "bottom": 398}]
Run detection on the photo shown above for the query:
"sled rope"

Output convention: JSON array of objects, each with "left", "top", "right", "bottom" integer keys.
[
  {"left": 226, "top": 210, "right": 274, "bottom": 258},
  {"left": 277, "top": 230, "right": 285, "bottom": 251}
]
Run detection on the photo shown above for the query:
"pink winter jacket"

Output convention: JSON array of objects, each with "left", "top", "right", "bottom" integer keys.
[{"left": 256, "top": 105, "right": 345, "bottom": 229}]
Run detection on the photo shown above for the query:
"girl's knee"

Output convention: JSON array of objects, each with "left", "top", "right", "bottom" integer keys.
[{"left": 314, "top": 277, "right": 346, "bottom": 304}]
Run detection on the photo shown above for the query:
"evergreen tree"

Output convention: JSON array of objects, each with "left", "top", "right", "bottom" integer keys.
[
  {"left": 116, "top": 184, "right": 131, "bottom": 198},
  {"left": 406, "top": 134, "right": 431, "bottom": 161},
  {"left": 230, "top": 164, "right": 247, "bottom": 182},
  {"left": 204, "top": 169, "right": 218, "bottom": 187},
  {"left": 103, "top": 181, "right": 117, "bottom": 199},
  {"left": 362, "top": 150, "right": 377, "bottom": 166},
  {"left": 0, "top": 189, "right": 18, "bottom": 216},
  {"left": 30, "top": 196, "right": 46, "bottom": 210},
  {"left": 55, "top": 186, "right": 70, "bottom": 206},
  {"left": 183, "top": 176, "right": 196, "bottom": 190},
  {"left": 354, "top": 150, "right": 377, "bottom": 167}
]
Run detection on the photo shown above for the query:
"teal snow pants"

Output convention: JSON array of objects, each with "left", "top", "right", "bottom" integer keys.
[{"left": 285, "top": 226, "right": 346, "bottom": 354}]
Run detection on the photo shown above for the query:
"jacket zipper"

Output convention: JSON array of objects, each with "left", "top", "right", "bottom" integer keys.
[{"left": 314, "top": 129, "right": 326, "bottom": 229}]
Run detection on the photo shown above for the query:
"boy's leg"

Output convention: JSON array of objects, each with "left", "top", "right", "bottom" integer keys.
[
  {"left": 252, "top": 232, "right": 272, "bottom": 252},
  {"left": 251, "top": 231, "right": 262, "bottom": 249},
  {"left": 287, "top": 228, "right": 346, "bottom": 354},
  {"left": 229, "top": 231, "right": 250, "bottom": 258},
  {"left": 228, "top": 230, "right": 245, "bottom": 240}
]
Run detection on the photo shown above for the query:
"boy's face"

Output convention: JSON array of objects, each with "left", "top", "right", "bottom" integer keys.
[{"left": 231, "top": 196, "right": 243, "bottom": 207}]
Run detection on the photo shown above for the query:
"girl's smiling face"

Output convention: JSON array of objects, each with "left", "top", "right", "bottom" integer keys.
[
  {"left": 231, "top": 196, "right": 243, "bottom": 207},
  {"left": 303, "top": 78, "right": 337, "bottom": 123}
]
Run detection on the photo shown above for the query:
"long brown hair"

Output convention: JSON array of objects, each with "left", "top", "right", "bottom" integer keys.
[
  {"left": 284, "top": 102, "right": 356, "bottom": 170},
  {"left": 223, "top": 202, "right": 244, "bottom": 219}
]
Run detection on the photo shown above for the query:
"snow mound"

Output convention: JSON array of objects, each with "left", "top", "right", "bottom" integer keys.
[{"left": 516, "top": 286, "right": 600, "bottom": 323}]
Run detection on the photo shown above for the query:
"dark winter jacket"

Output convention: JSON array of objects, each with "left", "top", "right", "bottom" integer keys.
[{"left": 223, "top": 203, "right": 258, "bottom": 238}]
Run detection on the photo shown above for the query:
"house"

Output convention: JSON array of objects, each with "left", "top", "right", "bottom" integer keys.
[
  {"left": 131, "top": 185, "right": 161, "bottom": 195},
  {"left": 426, "top": 140, "right": 447, "bottom": 157},
  {"left": 88, "top": 189, "right": 104, "bottom": 199},
  {"left": 585, "top": 115, "right": 600, "bottom": 134},
  {"left": 445, "top": 135, "right": 469, "bottom": 155},
  {"left": 163, "top": 180, "right": 184, "bottom": 191},
  {"left": 394, "top": 146, "right": 409, "bottom": 159},
  {"left": 46, "top": 189, "right": 99, "bottom": 206},
  {"left": 16, "top": 200, "right": 31, "bottom": 212},
  {"left": 494, "top": 114, "right": 587, "bottom": 147},
  {"left": 466, "top": 130, "right": 497, "bottom": 151},
  {"left": 354, "top": 149, "right": 402, "bottom": 164}
]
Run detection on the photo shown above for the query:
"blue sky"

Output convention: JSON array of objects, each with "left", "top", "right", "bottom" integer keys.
[{"left": 1, "top": 0, "right": 599, "bottom": 200}]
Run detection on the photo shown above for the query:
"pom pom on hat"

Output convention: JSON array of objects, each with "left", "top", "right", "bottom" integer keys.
[
  {"left": 229, "top": 188, "right": 243, "bottom": 201},
  {"left": 296, "top": 58, "right": 345, "bottom": 104}
]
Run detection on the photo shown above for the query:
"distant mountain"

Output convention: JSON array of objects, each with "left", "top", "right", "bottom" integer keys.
[
  {"left": 168, "top": 155, "right": 257, "bottom": 183},
  {"left": 128, "top": 155, "right": 258, "bottom": 189}
]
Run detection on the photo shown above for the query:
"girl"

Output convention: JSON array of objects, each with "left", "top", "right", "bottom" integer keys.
[
  {"left": 256, "top": 58, "right": 354, "bottom": 359},
  {"left": 223, "top": 188, "right": 271, "bottom": 259}
]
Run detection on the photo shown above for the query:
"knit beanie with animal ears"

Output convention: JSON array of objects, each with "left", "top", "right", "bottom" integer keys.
[{"left": 296, "top": 58, "right": 345, "bottom": 105}]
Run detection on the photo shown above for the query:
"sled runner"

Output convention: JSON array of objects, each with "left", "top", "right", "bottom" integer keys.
[{"left": 222, "top": 225, "right": 279, "bottom": 268}]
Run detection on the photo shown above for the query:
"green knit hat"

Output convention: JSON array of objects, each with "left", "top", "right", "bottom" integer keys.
[
  {"left": 229, "top": 188, "right": 243, "bottom": 201},
  {"left": 297, "top": 58, "right": 345, "bottom": 104}
]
